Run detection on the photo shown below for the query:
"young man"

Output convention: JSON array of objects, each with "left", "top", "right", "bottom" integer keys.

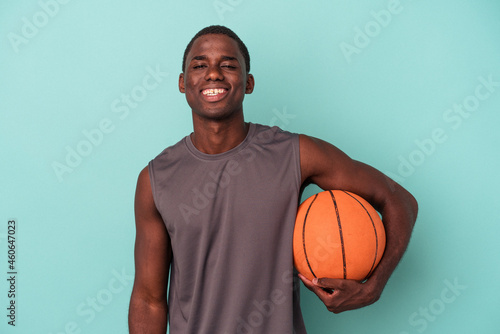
[{"left": 128, "top": 25, "right": 418, "bottom": 333}]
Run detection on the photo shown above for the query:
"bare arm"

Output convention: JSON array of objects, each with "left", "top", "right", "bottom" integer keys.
[
  {"left": 299, "top": 134, "right": 418, "bottom": 313},
  {"left": 129, "top": 167, "right": 171, "bottom": 333}
]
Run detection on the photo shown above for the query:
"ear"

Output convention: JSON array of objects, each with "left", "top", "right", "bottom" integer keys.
[
  {"left": 245, "top": 74, "right": 255, "bottom": 94},
  {"left": 179, "top": 73, "right": 185, "bottom": 93}
]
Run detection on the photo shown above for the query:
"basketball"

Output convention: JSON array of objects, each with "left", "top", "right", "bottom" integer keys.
[{"left": 293, "top": 190, "right": 386, "bottom": 281}]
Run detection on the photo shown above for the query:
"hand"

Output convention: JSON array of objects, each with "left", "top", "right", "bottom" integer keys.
[{"left": 298, "top": 274, "right": 381, "bottom": 314}]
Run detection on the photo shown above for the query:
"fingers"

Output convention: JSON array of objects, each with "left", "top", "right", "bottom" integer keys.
[
  {"left": 298, "top": 275, "right": 376, "bottom": 313},
  {"left": 298, "top": 274, "right": 327, "bottom": 292},
  {"left": 314, "top": 277, "right": 349, "bottom": 289},
  {"left": 298, "top": 274, "right": 358, "bottom": 292},
  {"left": 298, "top": 274, "right": 337, "bottom": 306},
  {"left": 297, "top": 273, "right": 314, "bottom": 290}
]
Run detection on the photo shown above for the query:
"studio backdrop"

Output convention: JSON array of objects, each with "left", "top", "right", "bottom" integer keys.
[{"left": 1, "top": 0, "right": 499, "bottom": 333}]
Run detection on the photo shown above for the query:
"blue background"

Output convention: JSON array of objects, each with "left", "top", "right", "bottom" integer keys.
[{"left": 1, "top": 0, "right": 499, "bottom": 333}]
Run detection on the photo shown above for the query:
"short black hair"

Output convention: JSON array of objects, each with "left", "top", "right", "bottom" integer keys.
[{"left": 182, "top": 25, "right": 250, "bottom": 73}]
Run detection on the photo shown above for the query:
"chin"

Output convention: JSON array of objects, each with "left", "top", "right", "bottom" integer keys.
[{"left": 194, "top": 107, "right": 241, "bottom": 122}]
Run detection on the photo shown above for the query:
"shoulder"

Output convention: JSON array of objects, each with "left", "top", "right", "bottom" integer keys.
[
  {"left": 137, "top": 166, "right": 150, "bottom": 187},
  {"left": 148, "top": 135, "right": 193, "bottom": 180},
  {"left": 136, "top": 166, "right": 154, "bottom": 208},
  {"left": 299, "top": 134, "right": 358, "bottom": 187},
  {"left": 135, "top": 165, "right": 166, "bottom": 228},
  {"left": 151, "top": 135, "right": 188, "bottom": 162},
  {"left": 251, "top": 123, "right": 299, "bottom": 145},
  {"left": 299, "top": 133, "right": 351, "bottom": 170}
]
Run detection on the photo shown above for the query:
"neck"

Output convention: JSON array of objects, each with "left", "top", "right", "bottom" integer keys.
[{"left": 190, "top": 112, "right": 249, "bottom": 154}]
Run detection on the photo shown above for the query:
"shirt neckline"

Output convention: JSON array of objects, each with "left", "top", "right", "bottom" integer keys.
[{"left": 184, "top": 122, "right": 256, "bottom": 161}]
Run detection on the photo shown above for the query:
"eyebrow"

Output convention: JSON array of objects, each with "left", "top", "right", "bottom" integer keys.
[
  {"left": 191, "top": 55, "right": 238, "bottom": 62},
  {"left": 221, "top": 56, "right": 237, "bottom": 61},
  {"left": 192, "top": 55, "right": 207, "bottom": 61}
]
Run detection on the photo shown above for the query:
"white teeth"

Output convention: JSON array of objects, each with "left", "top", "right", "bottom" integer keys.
[{"left": 203, "top": 88, "right": 225, "bottom": 96}]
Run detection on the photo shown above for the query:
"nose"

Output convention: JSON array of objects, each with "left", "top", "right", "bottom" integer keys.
[{"left": 204, "top": 64, "right": 224, "bottom": 81}]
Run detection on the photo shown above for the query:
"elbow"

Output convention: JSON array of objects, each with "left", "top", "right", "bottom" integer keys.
[
  {"left": 385, "top": 184, "right": 419, "bottom": 231},
  {"left": 408, "top": 191, "right": 419, "bottom": 227}
]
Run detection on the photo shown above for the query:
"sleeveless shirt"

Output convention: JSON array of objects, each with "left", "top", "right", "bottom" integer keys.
[{"left": 149, "top": 123, "right": 307, "bottom": 334}]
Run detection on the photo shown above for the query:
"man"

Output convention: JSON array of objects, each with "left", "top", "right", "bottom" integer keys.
[{"left": 128, "top": 25, "right": 418, "bottom": 333}]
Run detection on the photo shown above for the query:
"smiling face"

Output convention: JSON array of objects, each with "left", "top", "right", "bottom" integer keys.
[{"left": 179, "top": 34, "right": 254, "bottom": 122}]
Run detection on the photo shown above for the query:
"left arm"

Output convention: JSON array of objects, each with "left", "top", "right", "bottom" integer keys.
[{"left": 298, "top": 134, "right": 418, "bottom": 313}]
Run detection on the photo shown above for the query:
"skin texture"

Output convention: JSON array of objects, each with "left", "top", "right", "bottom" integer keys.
[
  {"left": 128, "top": 167, "right": 170, "bottom": 333},
  {"left": 128, "top": 33, "right": 418, "bottom": 333},
  {"left": 298, "top": 136, "right": 418, "bottom": 313},
  {"left": 179, "top": 34, "right": 254, "bottom": 154}
]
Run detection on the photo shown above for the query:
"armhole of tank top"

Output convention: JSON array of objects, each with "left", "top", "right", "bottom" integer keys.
[
  {"left": 292, "top": 134, "right": 302, "bottom": 192},
  {"left": 147, "top": 160, "right": 159, "bottom": 211}
]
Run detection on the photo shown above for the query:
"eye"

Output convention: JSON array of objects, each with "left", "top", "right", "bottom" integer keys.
[
  {"left": 193, "top": 64, "right": 206, "bottom": 69},
  {"left": 222, "top": 64, "right": 236, "bottom": 69}
]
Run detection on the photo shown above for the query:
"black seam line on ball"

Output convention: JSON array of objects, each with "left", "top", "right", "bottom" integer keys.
[
  {"left": 303, "top": 193, "right": 318, "bottom": 279},
  {"left": 342, "top": 190, "right": 379, "bottom": 280},
  {"left": 330, "top": 190, "right": 347, "bottom": 279}
]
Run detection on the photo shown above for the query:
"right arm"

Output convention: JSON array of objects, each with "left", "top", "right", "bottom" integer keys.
[{"left": 129, "top": 166, "right": 171, "bottom": 333}]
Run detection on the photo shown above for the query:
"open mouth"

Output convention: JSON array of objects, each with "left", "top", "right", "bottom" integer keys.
[
  {"left": 201, "top": 88, "right": 228, "bottom": 102},
  {"left": 202, "top": 88, "right": 227, "bottom": 96}
]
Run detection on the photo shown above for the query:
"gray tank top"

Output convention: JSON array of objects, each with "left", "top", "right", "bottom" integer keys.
[{"left": 149, "top": 123, "right": 307, "bottom": 333}]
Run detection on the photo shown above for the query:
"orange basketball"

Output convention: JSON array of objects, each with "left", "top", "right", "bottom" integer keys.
[{"left": 293, "top": 190, "right": 386, "bottom": 281}]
